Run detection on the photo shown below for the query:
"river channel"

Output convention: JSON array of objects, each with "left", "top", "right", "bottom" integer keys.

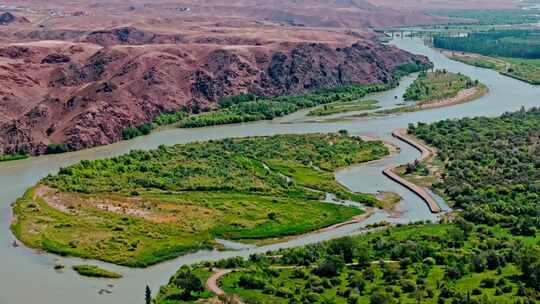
[{"left": 0, "top": 37, "right": 539, "bottom": 304}]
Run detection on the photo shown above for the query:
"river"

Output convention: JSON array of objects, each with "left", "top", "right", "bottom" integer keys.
[{"left": 1, "top": 37, "right": 539, "bottom": 304}]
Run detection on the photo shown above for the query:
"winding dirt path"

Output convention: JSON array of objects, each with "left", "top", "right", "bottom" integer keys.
[
  {"left": 383, "top": 129, "right": 441, "bottom": 213},
  {"left": 206, "top": 269, "right": 234, "bottom": 296},
  {"left": 205, "top": 259, "right": 399, "bottom": 299}
]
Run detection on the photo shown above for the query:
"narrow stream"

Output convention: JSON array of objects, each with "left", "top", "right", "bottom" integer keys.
[{"left": 1, "top": 37, "right": 539, "bottom": 304}]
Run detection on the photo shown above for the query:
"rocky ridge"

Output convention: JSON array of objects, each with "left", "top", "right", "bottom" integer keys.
[{"left": 0, "top": 26, "right": 428, "bottom": 155}]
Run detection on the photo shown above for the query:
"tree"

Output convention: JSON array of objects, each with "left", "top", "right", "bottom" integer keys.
[
  {"left": 370, "top": 289, "right": 395, "bottom": 304},
  {"left": 314, "top": 255, "right": 345, "bottom": 277},
  {"left": 329, "top": 237, "right": 355, "bottom": 263},
  {"left": 145, "top": 285, "right": 152, "bottom": 304},
  {"left": 171, "top": 266, "right": 204, "bottom": 300},
  {"left": 348, "top": 273, "right": 366, "bottom": 293}
]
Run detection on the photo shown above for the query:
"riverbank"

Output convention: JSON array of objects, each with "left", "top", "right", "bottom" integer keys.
[
  {"left": 383, "top": 129, "right": 441, "bottom": 213},
  {"left": 11, "top": 133, "right": 393, "bottom": 267},
  {"left": 441, "top": 49, "right": 540, "bottom": 85},
  {"left": 3, "top": 36, "right": 536, "bottom": 304},
  {"left": 374, "top": 83, "right": 487, "bottom": 116}
]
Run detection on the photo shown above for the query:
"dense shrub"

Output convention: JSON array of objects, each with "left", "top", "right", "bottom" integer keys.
[{"left": 46, "top": 143, "right": 70, "bottom": 154}]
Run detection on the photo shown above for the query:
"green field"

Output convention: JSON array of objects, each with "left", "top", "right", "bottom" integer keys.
[
  {"left": 307, "top": 100, "right": 380, "bottom": 116},
  {"left": 12, "top": 133, "right": 389, "bottom": 267}
]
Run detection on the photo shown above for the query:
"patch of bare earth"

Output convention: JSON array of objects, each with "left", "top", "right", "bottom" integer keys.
[{"left": 33, "top": 185, "right": 217, "bottom": 226}]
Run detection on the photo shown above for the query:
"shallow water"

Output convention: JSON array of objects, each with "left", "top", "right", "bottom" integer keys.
[{"left": 1, "top": 37, "right": 539, "bottom": 304}]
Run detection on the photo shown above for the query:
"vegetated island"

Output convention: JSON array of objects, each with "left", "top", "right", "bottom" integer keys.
[
  {"left": 307, "top": 100, "right": 380, "bottom": 116},
  {"left": 11, "top": 133, "right": 393, "bottom": 267},
  {"left": 377, "top": 69, "right": 487, "bottom": 115},
  {"left": 72, "top": 265, "right": 122, "bottom": 279},
  {"left": 154, "top": 108, "right": 540, "bottom": 304},
  {"left": 434, "top": 30, "right": 540, "bottom": 84}
]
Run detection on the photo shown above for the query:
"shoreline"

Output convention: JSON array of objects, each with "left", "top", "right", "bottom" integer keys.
[
  {"left": 439, "top": 49, "right": 540, "bottom": 85},
  {"left": 417, "top": 84, "right": 488, "bottom": 110},
  {"left": 12, "top": 137, "right": 403, "bottom": 267},
  {"left": 226, "top": 138, "right": 403, "bottom": 247},
  {"left": 383, "top": 129, "right": 441, "bottom": 213}
]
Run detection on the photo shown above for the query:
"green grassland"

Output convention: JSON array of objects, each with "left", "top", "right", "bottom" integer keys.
[
  {"left": 11, "top": 133, "right": 389, "bottom": 267},
  {"left": 72, "top": 265, "right": 122, "bottom": 278},
  {"left": 403, "top": 70, "right": 477, "bottom": 103},
  {"left": 307, "top": 100, "right": 380, "bottom": 116}
]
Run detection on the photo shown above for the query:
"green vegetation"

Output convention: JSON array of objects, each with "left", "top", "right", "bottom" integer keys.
[
  {"left": 118, "top": 85, "right": 390, "bottom": 140},
  {"left": 0, "top": 153, "right": 28, "bottom": 162},
  {"left": 428, "top": 9, "right": 540, "bottom": 25},
  {"left": 155, "top": 108, "right": 540, "bottom": 304},
  {"left": 308, "top": 100, "right": 380, "bottom": 116},
  {"left": 122, "top": 123, "right": 154, "bottom": 140},
  {"left": 409, "top": 107, "right": 540, "bottom": 236},
  {"left": 394, "top": 61, "right": 434, "bottom": 78},
  {"left": 156, "top": 223, "right": 539, "bottom": 304},
  {"left": 448, "top": 54, "right": 504, "bottom": 70},
  {"left": 403, "top": 70, "right": 478, "bottom": 103},
  {"left": 72, "top": 264, "right": 122, "bottom": 278},
  {"left": 153, "top": 110, "right": 188, "bottom": 126},
  {"left": 179, "top": 85, "right": 391, "bottom": 128},
  {"left": 434, "top": 30, "right": 540, "bottom": 59},
  {"left": 155, "top": 266, "right": 213, "bottom": 303},
  {"left": 434, "top": 30, "right": 540, "bottom": 84},
  {"left": 177, "top": 62, "right": 431, "bottom": 128},
  {"left": 500, "top": 57, "right": 540, "bottom": 84},
  {"left": 106, "top": 62, "right": 432, "bottom": 141},
  {"left": 447, "top": 52, "right": 540, "bottom": 84},
  {"left": 45, "top": 143, "right": 71, "bottom": 154},
  {"left": 12, "top": 133, "right": 389, "bottom": 267}
]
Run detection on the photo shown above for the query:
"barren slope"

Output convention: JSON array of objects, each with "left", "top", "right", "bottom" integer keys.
[
  {"left": 0, "top": 29, "right": 428, "bottom": 155},
  {"left": 0, "top": 0, "right": 445, "bottom": 155}
]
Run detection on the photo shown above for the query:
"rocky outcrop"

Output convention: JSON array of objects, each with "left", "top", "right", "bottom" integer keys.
[
  {"left": 41, "top": 54, "right": 71, "bottom": 64},
  {"left": 0, "top": 38, "right": 428, "bottom": 155},
  {"left": 84, "top": 27, "right": 186, "bottom": 47}
]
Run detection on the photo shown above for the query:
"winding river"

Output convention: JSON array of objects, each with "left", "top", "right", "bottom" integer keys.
[{"left": 1, "top": 37, "right": 539, "bottom": 304}]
